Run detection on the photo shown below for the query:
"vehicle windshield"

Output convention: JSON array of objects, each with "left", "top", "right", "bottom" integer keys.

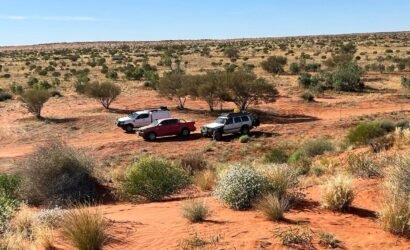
[
  {"left": 128, "top": 112, "right": 139, "bottom": 118},
  {"left": 150, "top": 120, "right": 160, "bottom": 126},
  {"left": 214, "top": 117, "right": 227, "bottom": 124}
]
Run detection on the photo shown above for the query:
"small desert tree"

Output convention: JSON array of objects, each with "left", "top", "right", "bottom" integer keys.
[
  {"left": 325, "top": 42, "right": 357, "bottom": 68},
  {"left": 86, "top": 81, "right": 121, "bottom": 109},
  {"left": 158, "top": 72, "right": 189, "bottom": 109},
  {"left": 401, "top": 77, "right": 410, "bottom": 90},
  {"left": 330, "top": 62, "right": 363, "bottom": 91},
  {"left": 20, "top": 89, "right": 51, "bottom": 119},
  {"left": 224, "top": 46, "right": 239, "bottom": 60},
  {"left": 197, "top": 71, "right": 229, "bottom": 111},
  {"left": 261, "top": 56, "right": 288, "bottom": 74},
  {"left": 227, "top": 70, "right": 279, "bottom": 110}
]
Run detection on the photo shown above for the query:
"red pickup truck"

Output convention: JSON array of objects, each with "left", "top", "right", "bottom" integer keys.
[{"left": 138, "top": 118, "right": 196, "bottom": 141}]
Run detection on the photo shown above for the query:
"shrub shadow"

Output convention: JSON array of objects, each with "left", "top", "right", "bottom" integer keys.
[
  {"left": 346, "top": 206, "right": 377, "bottom": 219},
  {"left": 43, "top": 117, "right": 79, "bottom": 124},
  {"left": 249, "top": 109, "right": 319, "bottom": 124}
]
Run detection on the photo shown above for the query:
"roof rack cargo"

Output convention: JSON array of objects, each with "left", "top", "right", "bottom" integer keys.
[
  {"left": 146, "top": 106, "right": 169, "bottom": 112},
  {"left": 220, "top": 111, "right": 251, "bottom": 117}
]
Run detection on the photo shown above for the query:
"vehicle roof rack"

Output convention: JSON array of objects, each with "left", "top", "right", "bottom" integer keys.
[
  {"left": 220, "top": 111, "right": 250, "bottom": 117},
  {"left": 145, "top": 106, "right": 169, "bottom": 112}
]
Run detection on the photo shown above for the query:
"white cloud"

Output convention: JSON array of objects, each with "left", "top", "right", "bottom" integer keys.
[{"left": 0, "top": 15, "right": 99, "bottom": 21}]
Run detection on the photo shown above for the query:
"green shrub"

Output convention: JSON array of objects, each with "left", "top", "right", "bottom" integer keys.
[
  {"left": 301, "top": 91, "right": 314, "bottom": 102},
  {"left": 401, "top": 77, "right": 410, "bottom": 89},
  {"left": 123, "top": 156, "right": 190, "bottom": 201},
  {"left": 347, "top": 153, "right": 381, "bottom": 178},
  {"left": 19, "top": 89, "right": 51, "bottom": 119},
  {"left": 61, "top": 206, "right": 106, "bottom": 250},
  {"left": 321, "top": 174, "right": 354, "bottom": 211},
  {"left": 310, "top": 165, "right": 325, "bottom": 177},
  {"left": 85, "top": 81, "right": 121, "bottom": 109},
  {"left": 261, "top": 56, "right": 287, "bottom": 74},
  {"left": 214, "top": 165, "right": 265, "bottom": 210},
  {"left": 318, "top": 232, "right": 342, "bottom": 249},
  {"left": 0, "top": 196, "right": 19, "bottom": 234},
  {"left": 273, "top": 226, "right": 313, "bottom": 249},
  {"left": 256, "top": 193, "right": 289, "bottom": 221},
  {"left": 330, "top": 62, "right": 363, "bottom": 92},
  {"left": 239, "top": 135, "right": 250, "bottom": 143},
  {"left": 292, "top": 157, "right": 312, "bottom": 176},
  {"left": 288, "top": 150, "right": 305, "bottom": 163},
  {"left": 9, "top": 82, "right": 24, "bottom": 95},
  {"left": 263, "top": 147, "right": 289, "bottom": 164},
  {"left": 302, "top": 139, "right": 334, "bottom": 157},
  {"left": 396, "top": 120, "right": 410, "bottom": 129},
  {"left": 346, "top": 122, "right": 385, "bottom": 145},
  {"left": 376, "top": 120, "right": 395, "bottom": 132},
  {"left": 378, "top": 156, "right": 410, "bottom": 236},
  {"left": 19, "top": 140, "right": 100, "bottom": 205},
  {"left": 258, "top": 164, "right": 298, "bottom": 199},
  {"left": 378, "top": 195, "right": 410, "bottom": 236},
  {"left": 289, "top": 63, "right": 300, "bottom": 74},
  {"left": 298, "top": 73, "right": 314, "bottom": 89},
  {"left": 384, "top": 156, "right": 410, "bottom": 196},
  {"left": 0, "top": 174, "right": 21, "bottom": 199},
  {"left": 181, "top": 199, "right": 209, "bottom": 223}
]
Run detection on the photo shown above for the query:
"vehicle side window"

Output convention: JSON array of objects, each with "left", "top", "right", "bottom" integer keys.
[
  {"left": 226, "top": 118, "right": 233, "bottom": 125},
  {"left": 168, "top": 119, "right": 178, "bottom": 124},
  {"left": 160, "top": 120, "right": 169, "bottom": 126},
  {"left": 138, "top": 114, "right": 149, "bottom": 119},
  {"left": 241, "top": 116, "right": 249, "bottom": 122},
  {"left": 234, "top": 117, "right": 242, "bottom": 123}
]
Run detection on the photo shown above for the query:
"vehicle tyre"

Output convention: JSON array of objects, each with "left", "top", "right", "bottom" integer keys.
[
  {"left": 125, "top": 124, "right": 134, "bottom": 133},
  {"left": 241, "top": 125, "right": 250, "bottom": 135},
  {"left": 181, "top": 128, "right": 190, "bottom": 137},
  {"left": 212, "top": 131, "right": 222, "bottom": 141},
  {"left": 147, "top": 132, "right": 156, "bottom": 141}
]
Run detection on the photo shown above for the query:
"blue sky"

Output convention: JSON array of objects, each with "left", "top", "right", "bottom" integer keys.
[{"left": 0, "top": 0, "right": 409, "bottom": 46}]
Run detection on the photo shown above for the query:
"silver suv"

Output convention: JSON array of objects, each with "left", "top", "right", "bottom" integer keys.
[{"left": 201, "top": 111, "right": 260, "bottom": 140}]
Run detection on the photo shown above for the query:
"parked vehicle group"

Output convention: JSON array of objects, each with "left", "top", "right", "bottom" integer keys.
[{"left": 116, "top": 106, "right": 260, "bottom": 141}]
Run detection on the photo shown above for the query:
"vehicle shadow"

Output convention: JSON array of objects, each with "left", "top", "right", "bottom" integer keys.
[
  {"left": 149, "top": 133, "right": 203, "bottom": 142},
  {"left": 215, "top": 131, "right": 278, "bottom": 142}
]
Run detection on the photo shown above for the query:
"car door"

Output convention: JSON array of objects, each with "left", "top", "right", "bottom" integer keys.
[
  {"left": 136, "top": 113, "right": 150, "bottom": 127},
  {"left": 223, "top": 118, "right": 235, "bottom": 133},
  {"left": 158, "top": 119, "right": 178, "bottom": 136},
  {"left": 233, "top": 117, "right": 243, "bottom": 133},
  {"left": 166, "top": 119, "right": 180, "bottom": 135}
]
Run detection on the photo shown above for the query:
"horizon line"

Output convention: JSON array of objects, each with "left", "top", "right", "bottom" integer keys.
[{"left": 1, "top": 30, "right": 409, "bottom": 49}]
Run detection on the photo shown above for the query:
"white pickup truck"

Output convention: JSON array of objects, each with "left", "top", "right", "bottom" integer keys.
[{"left": 116, "top": 107, "right": 171, "bottom": 133}]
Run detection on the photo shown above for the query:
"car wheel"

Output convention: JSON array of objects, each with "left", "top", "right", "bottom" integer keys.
[
  {"left": 125, "top": 124, "right": 134, "bottom": 133},
  {"left": 181, "top": 128, "right": 190, "bottom": 137},
  {"left": 148, "top": 132, "right": 156, "bottom": 141},
  {"left": 241, "top": 126, "right": 250, "bottom": 135},
  {"left": 212, "top": 131, "right": 222, "bottom": 141}
]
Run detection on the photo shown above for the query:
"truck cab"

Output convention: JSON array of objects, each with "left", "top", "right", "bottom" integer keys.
[{"left": 116, "top": 106, "right": 170, "bottom": 133}]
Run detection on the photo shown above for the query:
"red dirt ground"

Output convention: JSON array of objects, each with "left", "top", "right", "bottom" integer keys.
[{"left": 1, "top": 85, "right": 410, "bottom": 249}]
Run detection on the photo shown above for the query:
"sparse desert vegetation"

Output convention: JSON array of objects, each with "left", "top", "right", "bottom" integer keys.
[{"left": 1, "top": 31, "right": 410, "bottom": 249}]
